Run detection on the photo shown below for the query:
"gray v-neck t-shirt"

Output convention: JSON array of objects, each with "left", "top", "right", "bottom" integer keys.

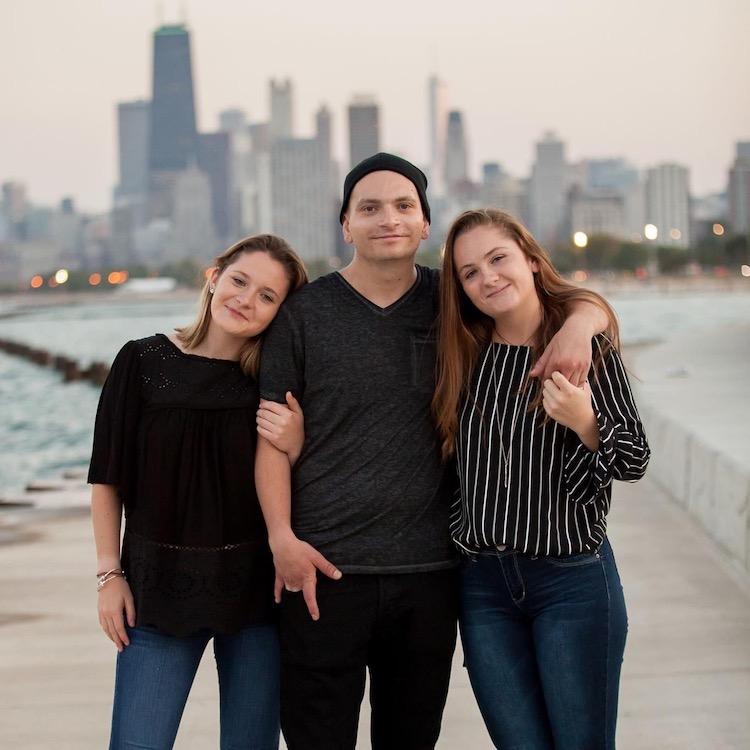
[{"left": 259, "top": 265, "right": 457, "bottom": 573}]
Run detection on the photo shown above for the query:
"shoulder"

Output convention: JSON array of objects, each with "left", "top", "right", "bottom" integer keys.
[
  {"left": 279, "top": 274, "right": 338, "bottom": 313},
  {"left": 417, "top": 264, "right": 440, "bottom": 290},
  {"left": 108, "top": 335, "right": 175, "bottom": 371}
]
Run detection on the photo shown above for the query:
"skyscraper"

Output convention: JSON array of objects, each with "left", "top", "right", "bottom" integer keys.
[
  {"left": 270, "top": 79, "right": 293, "bottom": 141},
  {"left": 645, "top": 163, "right": 691, "bottom": 247},
  {"left": 198, "top": 132, "right": 231, "bottom": 242},
  {"left": 444, "top": 110, "right": 469, "bottom": 188},
  {"left": 427, "top": 75, "right": 448, "bottom": 196},
  {"left": 529, "top": 132, "right": 567, "bottom": 247},
  {"left": 728, "top": 141, "right": 750, "bottom": 233},
  {"left": 347, "top": 95, "right": 380, "bottom": 168},
  {"left": 115, "top": 100, "right": 150, "bottom": 201},
  {"left": 219, "top": 108, "right": 248, "bottom": 134},
  {"left": 148, "top": 24, "right": 198, "bottom": 218},
  {"left": 168, "top": 164, "right": 216, "bottom": 262},
  {"left": 270, "top": 137, "right": 334, "bottom": 260}
]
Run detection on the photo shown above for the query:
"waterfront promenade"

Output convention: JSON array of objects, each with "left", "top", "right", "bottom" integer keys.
[
  {"left": 1, "top": 475, "right": 749, "bottom": 748},
  {"left": 1, "top": 324, "right": 749, "bottom": 747}
]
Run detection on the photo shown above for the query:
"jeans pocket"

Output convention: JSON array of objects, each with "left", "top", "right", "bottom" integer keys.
[{"left": 541, "top": 550, "right": 601, "bottom": 568}]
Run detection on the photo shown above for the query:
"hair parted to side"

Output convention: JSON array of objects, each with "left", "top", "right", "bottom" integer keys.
[
  {"left": 176, "top": 234, "right": 307, "bottom": 376},
  {"left": 432, "top": 208, "right": 620, "bottom": 459}
]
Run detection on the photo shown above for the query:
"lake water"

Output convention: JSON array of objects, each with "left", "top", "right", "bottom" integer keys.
[{"left": 1, "top": 291, "right": 749, "bottom": 495}]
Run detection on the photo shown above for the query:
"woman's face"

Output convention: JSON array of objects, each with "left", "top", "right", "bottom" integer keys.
[
  {"left": 453, "top": 225, "right": 539, "bottom": 321},
  {"left": 209, "top": 251, "right": 290, "bottom": 339}
]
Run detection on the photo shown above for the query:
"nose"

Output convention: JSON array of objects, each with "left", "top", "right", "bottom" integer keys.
[
  {"left": 234, "top": 286, "right": 254, "bottom": 308},
  {"left": 378, "top": 204, "right": 400, "bottom": 227}
]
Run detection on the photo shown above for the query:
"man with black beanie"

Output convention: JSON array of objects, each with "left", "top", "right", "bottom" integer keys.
[{"left": 255, "top": 152, "right": 606, "bottom": 749}]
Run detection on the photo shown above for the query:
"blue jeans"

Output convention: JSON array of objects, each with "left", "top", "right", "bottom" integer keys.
[
  {"left": 460, "top": 539, "right": 627, "bottom": 750},
  {"left": 109, "top": 623, "right": 280, "bottom": 750}
]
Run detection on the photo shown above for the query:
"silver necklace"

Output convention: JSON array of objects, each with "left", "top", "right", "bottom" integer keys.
[{"left": 489, "top": 345, "right": 530, "bottom": 488}]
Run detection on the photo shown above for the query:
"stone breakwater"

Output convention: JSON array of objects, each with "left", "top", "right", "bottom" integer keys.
[
  {"left": 627, "top": 325, "right": 750, "bottom": 577},
  {"left": 0, "top": 337, "right": 110, "bottom": 385}
]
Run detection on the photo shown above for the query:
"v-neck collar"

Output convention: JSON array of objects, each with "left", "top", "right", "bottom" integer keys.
[{"left": 334, "top": 265, "right": 423, "bottom": 316}]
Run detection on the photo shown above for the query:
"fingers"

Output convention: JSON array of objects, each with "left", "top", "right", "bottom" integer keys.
[
  {"left": 102, "top": 615, "right": 124, "bottom": 651},
  {"left": 124, "top": 593, "right": 136, "bottom": 629},
  {"left": 529, "top": 348, "right": 549, "bottom": 378},
  {"left": 302, "top": 578, "right": 320, "bottom": 621},
  {"left": 311, "top": 549, "right": 342, "bottom": 581},
  {"left": 112, "top": 611, "right": 130, "bottom": 648},
  {"left": 550, "top": 371, "right": 575, "bottom": 390},
  {"left": 285, "top": 391, "right": 303, "bottom": 414},
  {"left": 274, "top": 572, "right": 284, "bottom": 604},
  {"left": 256, "top": 408, "right": 287, "bottom": 426}
]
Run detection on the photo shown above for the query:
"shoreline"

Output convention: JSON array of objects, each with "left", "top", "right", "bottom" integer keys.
[{"left": 0, "top": 274, "right": 748, "bottom": 311}]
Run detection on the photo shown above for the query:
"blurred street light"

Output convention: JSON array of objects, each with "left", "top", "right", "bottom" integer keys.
[
  {"left": 54, "top": 269, "right": 69, "bottom": 284},
  {"left": 573, "top": 231, "right": 588, "bottom": 249},
  {"left": 713, "top": 223, "right": 725, "bottom": 236},
  {"left": 30, "top": 275, "right": 44, "bottom": 289},
  {"left": 741, "top": 265, "right": 750, "bottom": 278},
  {"left": 644, "top": 224, "right": 658, "bottom": 241}
]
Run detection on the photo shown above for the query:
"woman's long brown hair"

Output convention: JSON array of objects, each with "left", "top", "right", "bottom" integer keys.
[
  {"left": 176, "top": 234, "right": 307, "bottom": 377},
  {"left": 432, "top": 209, "right": 620, "bottom": 459}
]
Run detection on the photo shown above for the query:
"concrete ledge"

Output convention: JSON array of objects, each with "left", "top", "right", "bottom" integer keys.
[{"left": 639, "top": 401, "right": 750, "bottom": 575}]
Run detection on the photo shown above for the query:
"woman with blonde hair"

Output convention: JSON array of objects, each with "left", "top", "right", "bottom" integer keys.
[
  {"left": 433, "top": 209, "right": 649, "bottom": 749},
  {"left": 90, "top": 234, "right": 307, "bottom": 750}
]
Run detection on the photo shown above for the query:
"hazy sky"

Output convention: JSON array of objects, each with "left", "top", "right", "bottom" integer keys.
[{"left": 2, "top": 0, "right": 748, "bottom": 213}]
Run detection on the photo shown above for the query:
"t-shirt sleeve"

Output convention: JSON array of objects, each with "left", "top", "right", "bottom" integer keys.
[
  {"left": 87, "top": 340, "right": 142, "bottom": 486},
  {"left": 258, "top": 303, "right": 305, "bottom": 404}
]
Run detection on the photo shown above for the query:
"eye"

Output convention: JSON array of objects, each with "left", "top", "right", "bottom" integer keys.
[
  {"left": 464, "top": 269, "right": 476, "bottom": 280},
  {"left": 491, "top": 255, "right": 504, "bottom": 264},
  {"left": 361, "top": 205, "right": 376, "bottom": 213},
  {"left": 398, "top": 202, "right": 412, "bottom": 210},
  {"left": 260, "top": 293, "right": 276, "bottom": 304},
  {"left": 232, "top": 276, "right": 246, "bottom": 287}
]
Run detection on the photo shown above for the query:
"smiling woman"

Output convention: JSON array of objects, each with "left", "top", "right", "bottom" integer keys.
[
  {"left": 88, "top": 233, "right": 308, "bottom": 749},
  {"left": 433, "top": 208, "right": 649, "bottom": 750}
]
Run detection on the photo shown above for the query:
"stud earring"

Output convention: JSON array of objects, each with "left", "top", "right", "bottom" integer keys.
[{"left": 209, "top": 285, "right": 215, "bottom": 294}]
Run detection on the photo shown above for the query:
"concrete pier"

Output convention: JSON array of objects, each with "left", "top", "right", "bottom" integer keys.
[{"left": 1, "top": 475, "right": 748, "bottom": 748}]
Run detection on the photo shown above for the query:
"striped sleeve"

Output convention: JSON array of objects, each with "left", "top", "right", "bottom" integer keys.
[{"left": 563, "top": 337, "right": 650, "bottom": 506}]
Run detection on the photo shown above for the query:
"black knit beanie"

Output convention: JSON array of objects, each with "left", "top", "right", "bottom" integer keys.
[{"left": 339, "top": 152, "right": 431, "bottom": 224}]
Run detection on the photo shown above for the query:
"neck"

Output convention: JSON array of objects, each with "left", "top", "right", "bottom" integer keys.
[
  {"left": 493, "top": 295, "right": 543, "bottom": 346},
  {"left": 189, "top": 322, "right": 246, "bottom": 361},
  {"left": 340, "top": 254, "right": 417, "bottom": 308}
]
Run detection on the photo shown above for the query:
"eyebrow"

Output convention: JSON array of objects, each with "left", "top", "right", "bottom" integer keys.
[
  {"left": 457, "top": 246, "right": 509, "bottom": 272},
  {"left": 355, "top": 195, "right": 417, "bottom": 207},
  {"left": 230, "top": 269, "right": 280, "bottom": 297}
]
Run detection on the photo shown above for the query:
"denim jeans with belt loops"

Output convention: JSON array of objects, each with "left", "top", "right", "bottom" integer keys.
[
  {"left": 459, "top": 538, "right": 627, "bottom": 750},
  {"left": 108, "top": 622, "right": 280, "bottom": 750}
]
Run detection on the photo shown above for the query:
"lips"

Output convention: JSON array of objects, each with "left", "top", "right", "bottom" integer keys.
[
  {"left": 485, "top": 283, "right": 511, "bottom": 299},
  {"left": 225, "top": 305, "right": 247, "bottom": 321},
  {"left": 372, "top": 234, "right": 406, "bottom": 240}
]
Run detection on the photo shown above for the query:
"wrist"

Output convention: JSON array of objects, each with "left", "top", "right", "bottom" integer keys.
[
  {"left": 563, "top": 311, "right": 596, "bottom": 339},
  {"left": 575, "top": 411, "right": 600, "bottom": 451},
  {"left": 268, "top": 525, "right": 296, "bottom": 551},
  {"left": 96, "top": 558, "right": 121, "bottom": 575}
]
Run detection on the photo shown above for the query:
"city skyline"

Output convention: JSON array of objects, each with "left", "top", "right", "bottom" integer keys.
[{"left": 2, "top": 0, "right": 749, "bottom": 212}]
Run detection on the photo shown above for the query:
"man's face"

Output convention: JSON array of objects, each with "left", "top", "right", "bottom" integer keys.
[{"left": 342, "top": 171, "right": 430, "bottom": 263}]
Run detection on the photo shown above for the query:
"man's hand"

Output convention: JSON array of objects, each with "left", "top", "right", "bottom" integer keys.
[
  {"left": 542, "top": 372, "right": 599, "bottom": 451},
  {"left": 530, "top": 314, "right": 595, "bottom": 386},
  {"left": 270, "top": 529, "right": 342, "bottom": 621},
  {"left": 257, "top": 392, "right": 305, "bottom": 464}
]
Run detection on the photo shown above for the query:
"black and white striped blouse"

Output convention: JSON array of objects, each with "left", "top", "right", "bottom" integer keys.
[{"left": 451, "top": 335, "right": 650, "bottom": 557}]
